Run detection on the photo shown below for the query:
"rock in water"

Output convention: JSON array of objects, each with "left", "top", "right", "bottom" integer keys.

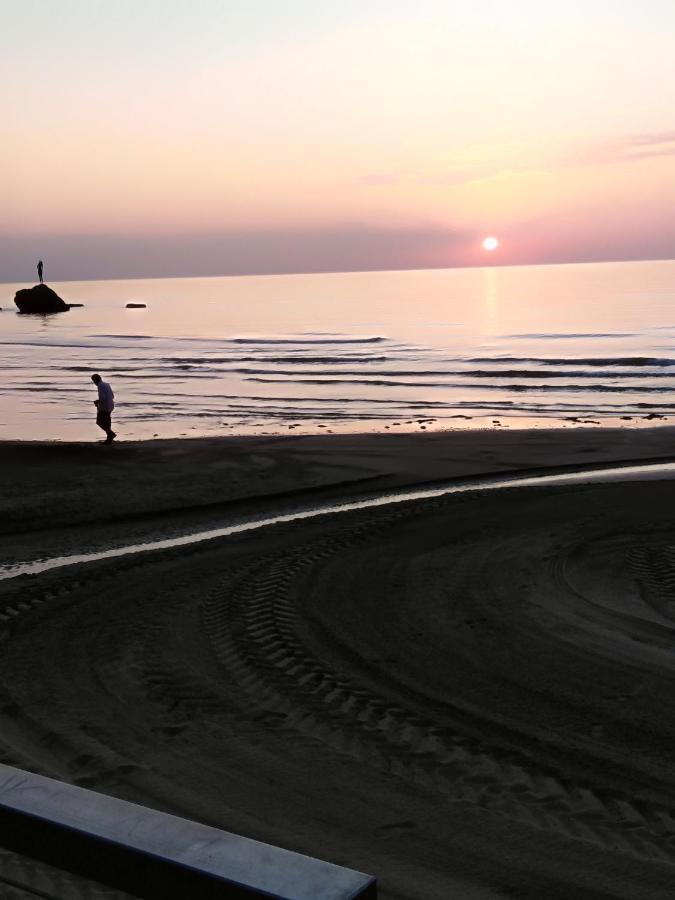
[
  {"left": 14, "top": 284, "right": 69, "bottom": 314},
  {"left": 126, "top": 302, "right": 146, "bottom": 308}
]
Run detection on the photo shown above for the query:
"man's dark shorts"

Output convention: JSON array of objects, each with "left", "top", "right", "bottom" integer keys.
[{"left": 96, "top": 409, "right": 112, "bottom": 430}]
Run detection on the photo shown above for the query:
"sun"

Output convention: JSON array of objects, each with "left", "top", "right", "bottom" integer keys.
[{"left": 482, "top": 236, "right": 499, "bottom": 252}]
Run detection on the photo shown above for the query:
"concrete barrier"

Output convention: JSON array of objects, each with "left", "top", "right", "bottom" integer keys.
[{"left": 0, "top": 763, "right": 376, "bottom": 899}]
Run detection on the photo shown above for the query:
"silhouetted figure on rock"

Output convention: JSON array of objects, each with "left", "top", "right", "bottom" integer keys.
[
  {"left": 91, "top": 373, "right": 117, "bottom": 444},
  {"left": 37, "top": 260, "right": 44, "bottom": 284}
]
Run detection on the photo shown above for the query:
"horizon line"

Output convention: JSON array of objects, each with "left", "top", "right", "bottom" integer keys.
[{"left": 2, "top": 254, "right": 675, "bottom": 289}]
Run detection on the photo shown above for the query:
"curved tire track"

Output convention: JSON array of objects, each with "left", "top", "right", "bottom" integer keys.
[{"left": 202, "top": 512, "right": 675, "bottom": 866}]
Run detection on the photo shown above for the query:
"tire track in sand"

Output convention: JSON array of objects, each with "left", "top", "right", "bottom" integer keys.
[
  {"left": 3, "top": 486, "right": 675, "bottom": 880},
  {"left": 202, "top": 510, "right": 675, "bottom": 866}
]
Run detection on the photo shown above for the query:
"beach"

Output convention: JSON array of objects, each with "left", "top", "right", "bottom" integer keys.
[
  {"left": 3, "top": 427, "right": 675, "bottom": 898},
  {"left": 7, "top": 0, "right": 675, "bottom": 892}
]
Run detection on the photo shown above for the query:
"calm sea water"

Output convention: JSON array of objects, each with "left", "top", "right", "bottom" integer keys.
[{"left": 2, "top": 260, "right": 675, "bottom": 441}]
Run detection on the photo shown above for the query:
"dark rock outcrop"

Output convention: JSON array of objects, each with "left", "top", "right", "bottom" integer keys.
[{"left": 14, "top": 284, "right": 69, "bottom": 314}]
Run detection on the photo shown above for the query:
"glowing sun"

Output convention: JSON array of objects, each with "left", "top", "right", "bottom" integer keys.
[{"left": 482, "top": 236, "right": 499, "bottom": 251}]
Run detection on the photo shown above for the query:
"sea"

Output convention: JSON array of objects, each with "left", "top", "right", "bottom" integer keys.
[{"left": 2, "top": 259, "right": 675, "bottom": 442}]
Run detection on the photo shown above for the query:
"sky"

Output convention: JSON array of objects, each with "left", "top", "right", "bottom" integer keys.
[{"left": 2, "top": 0, "right": 675, "bottom": 281}]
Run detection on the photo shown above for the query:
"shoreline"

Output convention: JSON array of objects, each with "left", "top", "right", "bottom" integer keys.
[
  {"left": 2, "top": 410, "right": 670, "bottom": 445},
  {"left": 4, "top": 425, "right": 675, "bottom": 536}
]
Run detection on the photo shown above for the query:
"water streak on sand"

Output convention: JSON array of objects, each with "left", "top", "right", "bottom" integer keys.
[{"left": 3, "top": 461, "right": 675, "bottom": 582}]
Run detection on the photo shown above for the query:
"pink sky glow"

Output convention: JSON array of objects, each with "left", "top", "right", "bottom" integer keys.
[{"left": 3, "top": 1, "right": 675, "bottom": 281}]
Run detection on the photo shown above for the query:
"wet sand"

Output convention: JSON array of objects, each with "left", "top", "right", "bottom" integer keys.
[
  {"left": 5, "top": 425, "right": 675, "bottom": 534},
  {"left": 3, "top": 428, "right": 675, "bottom": 898}
]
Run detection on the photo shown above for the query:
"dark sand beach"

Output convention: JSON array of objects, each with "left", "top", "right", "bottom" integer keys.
[{"left": 3, "top": 428, "right": 675, "bottom": 897}]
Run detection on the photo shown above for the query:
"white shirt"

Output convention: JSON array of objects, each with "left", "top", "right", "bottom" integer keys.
[{"left": 97, "top": 381, "right": 115, "bottom": 412}]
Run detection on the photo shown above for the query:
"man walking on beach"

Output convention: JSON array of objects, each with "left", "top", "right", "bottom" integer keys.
[
  {"left": 37, "top": 260, "right": 43, "bottom": 283},
  {"left": 91, "top": 373, "right": 117, "bottom": 444}
]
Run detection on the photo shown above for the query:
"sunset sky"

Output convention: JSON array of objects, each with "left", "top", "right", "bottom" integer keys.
[{"left": 3, "top": 0, "right": 675, "bottom": 280}]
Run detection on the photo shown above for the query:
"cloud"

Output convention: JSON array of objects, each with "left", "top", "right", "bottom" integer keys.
[
  {"left": 620, "top": 131, "right": 675, "bottom": 160},
  {"left": 0, "top": 223, "right": 471, "bottom": 283},
  {"left": 570, "top": 130, "right": 675, "bottom": 167}
]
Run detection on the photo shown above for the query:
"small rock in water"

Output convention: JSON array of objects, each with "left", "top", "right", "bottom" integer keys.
[{"left": 126, "top": 302, "right": 147, "bottom": 308}]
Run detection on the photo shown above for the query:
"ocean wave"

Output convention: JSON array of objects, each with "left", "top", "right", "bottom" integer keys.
[
  {"left": 154, "top": 355, "right": 391, "bottom": 365},
  {"left": 3, "top": 385, "right": 90, "bottom": 393},
  {"left": 231, "top": 367, "right": 454, "bottom": 377},
  {"left": 111, "top": 373, "right": 215, "bottom": 379},
  {"left": 506, "top": 332, "right": 636, "bottom": 339},
  {"left": 466, "top": 368, "right": 675, "bottom": 378},
  {"left": 244, "top": 376, "right": 675, "bottom": 393},
  {"left": 467, "top": 356, "right": 675, "bottom": 367},
  {"left": 229, "top": 336, "right": 386, "bottom": 345},
  {"left": 229, "top": 366, "right": 675, "bottom": 380},
  {"left": 93, "top": 334, "right": 153, "bottom": 339}
]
